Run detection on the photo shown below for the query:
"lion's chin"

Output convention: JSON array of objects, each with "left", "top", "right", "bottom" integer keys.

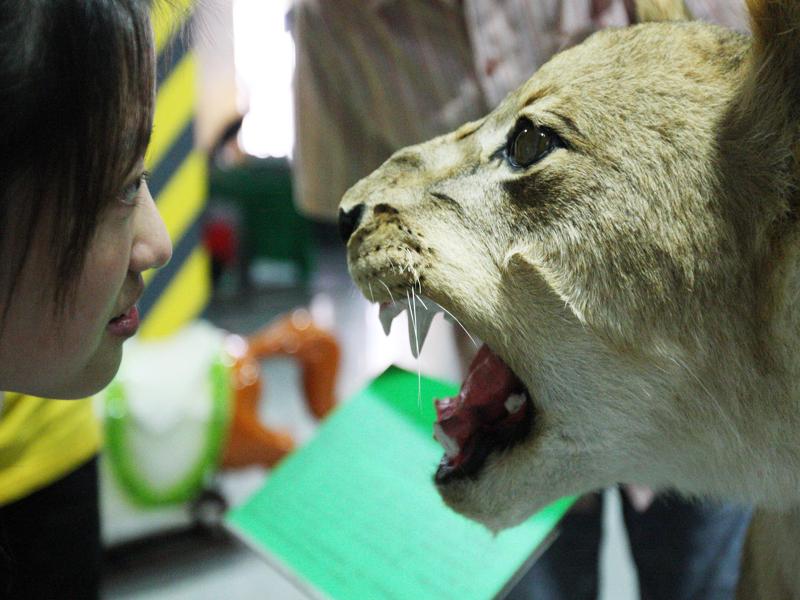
[{"left": 434, "top": 450, "right": 552, "bottom": 533}]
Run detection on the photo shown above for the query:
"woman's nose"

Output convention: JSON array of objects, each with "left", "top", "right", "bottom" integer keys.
[{"left": 130, "top": 184, "right": 173, "bottom": 273}]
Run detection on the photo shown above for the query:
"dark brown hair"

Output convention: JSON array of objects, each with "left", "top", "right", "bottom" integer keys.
[{"left": 0, "top": 0, "right": 155, "bottom": 317}]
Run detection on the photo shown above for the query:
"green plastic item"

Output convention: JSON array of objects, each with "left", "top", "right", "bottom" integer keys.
[
  {"left": 226, "top": 366, "right": 575, "bottom": 600},
  {"left": 103, "top": 356, "right": 231, "bottom": 507}
]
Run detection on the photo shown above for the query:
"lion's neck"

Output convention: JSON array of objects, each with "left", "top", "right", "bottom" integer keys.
[
  {"left": 718, "top": 231, "right": 800, "bottom": 507},
  {"left": 737, "top": 506, "right": 800, "bottom": 598}
]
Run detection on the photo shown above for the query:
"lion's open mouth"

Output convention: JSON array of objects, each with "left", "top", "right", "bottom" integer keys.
[{"left": 379, "top": 297, "right": 534, "bottom": 484}]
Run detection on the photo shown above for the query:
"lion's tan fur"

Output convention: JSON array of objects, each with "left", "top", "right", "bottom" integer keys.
[
  {"left": 635, "top": 0, "right": 692, "bottom": 21},
  {"left": 341, "top": 0, "right": 800, "bottom": 596}
]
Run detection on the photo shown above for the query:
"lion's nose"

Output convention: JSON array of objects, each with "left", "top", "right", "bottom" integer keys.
[{"left": 338, "top": 203, "right": 364, "bottom": 244}]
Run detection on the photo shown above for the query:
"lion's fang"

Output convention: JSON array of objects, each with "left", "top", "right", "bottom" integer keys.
[
  {"left": 378, "top": 296, "right": 442, "bottom": 357},
  {"left": 408, "top": 300, "right": 437, "bottom": 358},
  {"left": 379, "top": 300, "right": 407, "bottom": 335}
]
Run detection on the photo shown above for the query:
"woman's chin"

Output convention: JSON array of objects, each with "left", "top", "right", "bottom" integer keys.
[{"left": 50, "top": 343, "right": 123, "bottom": 399}]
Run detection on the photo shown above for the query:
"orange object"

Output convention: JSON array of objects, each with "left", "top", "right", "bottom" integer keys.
[{"left": 221, "top": 310, "right": 340, "bottom": 469}]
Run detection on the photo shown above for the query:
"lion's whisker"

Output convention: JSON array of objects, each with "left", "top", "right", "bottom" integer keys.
[
  {"left": 438, "top": 304, "right": 479, "bottom": 348},
  {"left": 378, "top": 280, "right": 396, "bottom": 304},
  {"left": 407, "top": 289, "right": 423, "bottom": 408}
]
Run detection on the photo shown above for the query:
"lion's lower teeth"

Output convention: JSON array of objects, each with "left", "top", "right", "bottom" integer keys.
[
  {"left": 505, "top": 393, "right": 526, "bottom": 414},
  {"left": 433, "top": 422, "right": 460, "bottom": 459}
]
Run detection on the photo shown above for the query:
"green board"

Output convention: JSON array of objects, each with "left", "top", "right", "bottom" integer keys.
[{"left": 226, "top": 366, "right": 574, "bottom": 600}]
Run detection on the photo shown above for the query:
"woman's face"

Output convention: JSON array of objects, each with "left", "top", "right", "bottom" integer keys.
[{"left": 0, "top": 173, "right": 172, "bottom": 398}]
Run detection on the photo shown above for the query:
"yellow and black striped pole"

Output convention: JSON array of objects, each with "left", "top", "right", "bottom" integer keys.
[{"left": 139, "top": 0, "right": 210, "bottom": 339}]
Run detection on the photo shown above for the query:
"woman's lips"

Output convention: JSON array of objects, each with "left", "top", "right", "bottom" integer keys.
[{"left": 107, "top": 305, "right": 140, "bottom": 338}]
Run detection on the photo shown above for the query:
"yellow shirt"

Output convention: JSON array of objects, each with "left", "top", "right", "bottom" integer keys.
[{"left": 0, "top": 394, "right": 101, "bottom": 505}]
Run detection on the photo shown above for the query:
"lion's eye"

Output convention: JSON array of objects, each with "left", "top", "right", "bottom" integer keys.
[{"left": 507, "top": 121, "right": 556, "bottom": 168}]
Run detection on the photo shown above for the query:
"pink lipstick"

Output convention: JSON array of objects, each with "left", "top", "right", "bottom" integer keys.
[{"left": 107, "top": 305, "right": 140, "bottom": 338}]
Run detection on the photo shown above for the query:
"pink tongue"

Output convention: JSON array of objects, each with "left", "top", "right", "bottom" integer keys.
[{"left": 434, "top": 344, "right": 526, "bottom": 459}]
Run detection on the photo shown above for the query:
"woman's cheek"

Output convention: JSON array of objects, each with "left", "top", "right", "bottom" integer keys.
[{"left": 79, "top": 218, "right": 134, "bottom": 316}]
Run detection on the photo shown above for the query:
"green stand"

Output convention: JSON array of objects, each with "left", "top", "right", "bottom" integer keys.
[
  {"left": 104, "top": 356, "right": 231, "bottom": 507},
  {"left": 226, "top": 366, "right": 574, "bottom": 600}
]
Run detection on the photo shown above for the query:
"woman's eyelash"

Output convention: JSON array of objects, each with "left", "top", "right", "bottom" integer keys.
[
  {"left": 137, "top": 170, "right": 151, "bottom": 189},
  {"left": 121, "top": 170, "right": 151, "bottom": 205}
]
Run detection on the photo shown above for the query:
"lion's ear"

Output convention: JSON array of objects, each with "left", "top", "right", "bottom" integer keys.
[
  {"left": 634, "top": 0, "right": 692, "bottom": 22},
  {"left": 737, "top": 1, "right": 800, "bottom": 189},
  {"left": 746, "top": 0, "right": 800, "bottom": 117}
]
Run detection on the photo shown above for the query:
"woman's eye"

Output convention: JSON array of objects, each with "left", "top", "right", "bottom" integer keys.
[
  {"left": 507, "top": 121, "right": 556, "bottom": 168},
  {"left": 120, "top": 172, "right": 149, "bottom": 205}
]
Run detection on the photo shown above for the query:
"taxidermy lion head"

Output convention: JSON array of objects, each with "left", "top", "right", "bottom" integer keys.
[{"left": 341, "top": 0, "right": 800, "bottom": 539}]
